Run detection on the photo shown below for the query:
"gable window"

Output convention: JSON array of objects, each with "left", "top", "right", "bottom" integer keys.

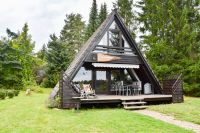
[{"left": 94, "top": 21, "right": 135, "bottom": 55}]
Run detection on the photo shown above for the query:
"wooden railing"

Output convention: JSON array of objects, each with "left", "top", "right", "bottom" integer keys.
[
  {"left": 59, "top": 71, "right": 80, "bottom": 109},
  {"left": 172, "top": 73, "right": 182, "bottom": 93},
  {"left": 162, "top": 74, "right": 184, "bottom": 103}
]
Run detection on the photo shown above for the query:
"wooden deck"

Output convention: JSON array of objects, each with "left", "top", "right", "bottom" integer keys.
[{"left": 80, "top": 94, "right": 172, "bottom": 104}]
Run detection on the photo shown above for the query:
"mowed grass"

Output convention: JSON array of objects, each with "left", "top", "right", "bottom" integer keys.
[
  {"left": 0, "top": 92, "right": 193, "bottom": 133},
  {"left": 149, "top": 97, "right": 200, "bottom": 125}
]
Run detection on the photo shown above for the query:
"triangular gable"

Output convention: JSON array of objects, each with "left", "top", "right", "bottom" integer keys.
[
  {"left": 52, "top": 9, "right": 162, "bottom": 97},
  {"left": 70, "top": 10, "right": 161, "bottom": 93}
]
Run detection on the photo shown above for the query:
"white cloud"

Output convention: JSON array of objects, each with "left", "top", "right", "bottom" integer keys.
[{"left": 0, "top": 0, "right": 116, "bottom": 52}]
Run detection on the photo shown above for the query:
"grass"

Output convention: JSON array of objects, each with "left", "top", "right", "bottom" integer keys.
[
  {"left": 149, "top": 97, "right": 200, "bottom": 125},
  {"left": 0, "top": 91, "right": 193, "bottom": 133}
]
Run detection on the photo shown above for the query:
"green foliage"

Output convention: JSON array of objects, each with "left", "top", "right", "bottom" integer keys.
[
  {"left": 0, "top": 42, "right": 23, "bottom": 90},
  {"left": 85, "top": 0, "right": 98, "bottom": 40},
  {"left": 43, "top": 13, "right": 85, "bottom": 87},
  {"left": 46, "top": 97, "right": 60, "bottom": 108},
  {"left": 114, "top": 0, "right": 137, "bottom": 38},
  {"left": 0, "top": 23, "right": 35, "bottom": 90},
  {"left": 13, "top": 90, "right": 20, "bottom": 96},
  {"left": 27, "top": 85, "right": 44, "bottom": 93},
  {"left": 17, "top": 23, "right": 35, "bottom": 85},
  {"left": 37, "top": 44, "right": 47, "bottom": 60},
  {"left": 0, "top": 89, "right": 6, "bottom": 99},
  {"left": 60, "top": 13, "right": 85, "bottom": 61},
  {"left": 137, "top": 0, "right": 200, "bottom": 96},
  {"left": 44, "top": 34, "right": 69, "bottom": 87},
  {"left": 98, "top": 3, "right": 108, "bottom": 25},
  {"left": 7, "top": 90, "right": 15, "bottom": 98}
]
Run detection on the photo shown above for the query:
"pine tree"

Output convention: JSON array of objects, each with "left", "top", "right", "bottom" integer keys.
[
  {"left": 85, "top": 0, "right": 98, "bottom": 40},
  {"left": 114, "top": 0, "right": 137, "bottom": 38},
  {"left": 37, "top": 44, "right": 46, "bottom": 60},
  {"left": 98, "top": 3, "right": 108, "bottom": 26},
  {"left": 137, "top": 0, "right": 200, "bottom": 95},
  {"left": 60, "top": 13, "right": 85, "bottom": 62},
  {"left": 44, "top": 34, "right": 70, "bottom": 87},
  {"left": 0, "top": 40, "right": 23, "bottom": 89}
]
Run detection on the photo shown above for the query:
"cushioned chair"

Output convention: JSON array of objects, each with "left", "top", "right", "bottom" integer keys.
[{"left": 82, "top": 84, "right": 96, "bottom": 98}]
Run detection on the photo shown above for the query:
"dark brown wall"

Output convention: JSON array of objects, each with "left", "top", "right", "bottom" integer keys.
[{"left": 85, "top": 53, "right": 141, "bottom": 64}]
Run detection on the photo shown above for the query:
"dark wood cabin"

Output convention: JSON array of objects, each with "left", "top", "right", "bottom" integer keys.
[{"left": 50, "top": 10, "right": 183, "bottom": 109}]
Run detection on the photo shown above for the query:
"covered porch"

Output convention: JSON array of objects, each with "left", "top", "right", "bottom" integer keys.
[{"left": 72, "top": 62, "right": 157, "bottom": 96}]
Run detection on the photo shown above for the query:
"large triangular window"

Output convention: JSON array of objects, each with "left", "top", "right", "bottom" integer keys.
[{"left": 94, "top": 20, "right": 136, "bottom": 55}]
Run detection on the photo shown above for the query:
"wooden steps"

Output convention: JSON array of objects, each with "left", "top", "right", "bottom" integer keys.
[
  {"left": 124, "top": 106, "right": 148, "bottom": 110},
  {"left": 122, "top": 99, "right": 147, "bottom": 110},
  {"left": 122, "top": 101, "right": 146, "bottom": 105}
]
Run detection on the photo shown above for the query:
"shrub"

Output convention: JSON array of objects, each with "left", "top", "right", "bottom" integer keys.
[
  {"left": 46, "top": 97, "right": 60, "bottom": 108},
  {"left": 7, "top": 90, "right": 15, "bottom": 98},
  {"left": 0, "top": 89, "right": 6, "bottom": 100},
  {"left": 27, "top": 86, "right": 44, "bottom": 93},
  {"left": 14, "top": 90, "right": 20, "bottom": 96}
]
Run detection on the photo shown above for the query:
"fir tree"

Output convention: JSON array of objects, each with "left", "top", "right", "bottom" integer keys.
[
  {"left": 137, "top": 0, "right": 200, "bottom": 95},
  {"left": 98, "top": 3, "right": 108, "bottom": 26},
  {"left": 85, "top": 0, "right": 98, "bottom": 40},
  {"left": 114, "top": 0, "right": 137, "bottom": 38},
  {"left": 45, "top": 34, "right": 69, "bottom": 87},
  {"left": 37, "top": 44, "right": 46, "bottom": 60},
  {"left": 60, "top": 13, "right": 85, "bottom": 62}
]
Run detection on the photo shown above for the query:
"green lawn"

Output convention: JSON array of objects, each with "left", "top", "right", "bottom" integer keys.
[
  {"left": 0, "top": 92, "right": 193, "bottom": 133},
  {"left": 149, "top": 97, "right": 200, "bottom": 125}
]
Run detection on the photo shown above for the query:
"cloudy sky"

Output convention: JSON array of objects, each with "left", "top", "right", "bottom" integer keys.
[{"left": 0, "top": 0, "right": 116, "bottom": 52}]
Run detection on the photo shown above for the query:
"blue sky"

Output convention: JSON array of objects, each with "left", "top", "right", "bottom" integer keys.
[{"left": 0, "top": 0, "right": 115, "bottom": 52}]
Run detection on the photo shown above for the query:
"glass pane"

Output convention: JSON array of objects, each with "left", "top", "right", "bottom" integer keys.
[
  {"left": 124, "top": 69, "right": 133, "bottom": 85},
  {"left": 94, "top": 20, "right": 136, "bottom": 55},
  {"left": 93, "top": 32, "right": 108, "bottom": 53},
  {"left": 111, "top": 69, "right": 121, "bottom": 90},
  {"left": 122, "top": 35, "right": 135, "bottom": 55},
  {"left": 96, "top": 71, "right": 107, "bottom": 94},
  {"left": 72, "top": 67, "right": 92, "bottom": 88},
  {"left": 109, "top": 21, "right": 120, "bottom": 47}
]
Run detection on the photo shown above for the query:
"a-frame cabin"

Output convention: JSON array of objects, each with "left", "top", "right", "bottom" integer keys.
[{"left": 50, "top": 10, "right": 183, "bottom": 109}]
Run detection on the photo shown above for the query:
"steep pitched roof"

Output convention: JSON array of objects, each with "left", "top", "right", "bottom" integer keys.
[
  {"left": 50, "top": 9, "right": 162, "bottom": 99},
  {"left": 65, "top": 10, "right": 115, "bottom": 80}
]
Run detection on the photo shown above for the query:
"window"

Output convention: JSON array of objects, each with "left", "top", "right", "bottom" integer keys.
[
  {"left": 96, "top": 70, "right": 107, "bottom": 94},
  {"left": 72, "top": 67, "right": 92, "bottom": 88},
  {"left": 94, "top": 20, "right": 136, "bottom": 55}
]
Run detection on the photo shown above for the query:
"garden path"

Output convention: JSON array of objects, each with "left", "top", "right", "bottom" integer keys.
[{"left": 135, "top": 110, "right": 200, "bottom": 133}]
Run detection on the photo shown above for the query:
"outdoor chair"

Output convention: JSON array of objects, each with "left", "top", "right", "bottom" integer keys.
[
  {"left": 114, "top": 81, "right": 123, "bottom": 95},
  {"left": 132, "top": 81, "right": 142, "bottom": 95},
  {"left": 115, "top": 81, "right": 132, "bottom": 96},
  {"left": 82, "top": 84, "right": 96, "bottom": 98},
  {"left": 123, "top": 85, "right": 132, "bottom": 96}
]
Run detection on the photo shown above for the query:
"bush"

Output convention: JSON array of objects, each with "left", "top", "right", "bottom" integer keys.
[
  {"left": 14, "top": 90, "right": 20, "bottom": 96},
  {"left": 46, "top": 97, "right": 60, "bottom": 108},
  {"left": 27, "top": 86, "right": 44, "bottom": 93},
  {"left": 0, "top": 89, "right": 6, "bottom": 100},
  {"left": 7, "top": 90, "right": 15, "bottom": 98}
]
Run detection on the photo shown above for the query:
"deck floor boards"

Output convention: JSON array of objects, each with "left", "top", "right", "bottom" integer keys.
[{"left": 80, "top": 94, "right": 172, "bottom": 104}]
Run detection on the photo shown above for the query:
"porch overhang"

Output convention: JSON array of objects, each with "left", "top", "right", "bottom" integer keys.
[{"left": 92, "top": 63, "right": 139, "bottom": 69}]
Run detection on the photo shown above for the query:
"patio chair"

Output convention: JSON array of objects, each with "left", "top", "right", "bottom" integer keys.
[
  {"left": 115, "top": 81, "right": 123, "bottom": 95},
  {"left": 82, "top": 84, "right": 96, "bottom": 98},
  {"left": 132, "top": 81, "right": 142, "bottom": 95}
]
